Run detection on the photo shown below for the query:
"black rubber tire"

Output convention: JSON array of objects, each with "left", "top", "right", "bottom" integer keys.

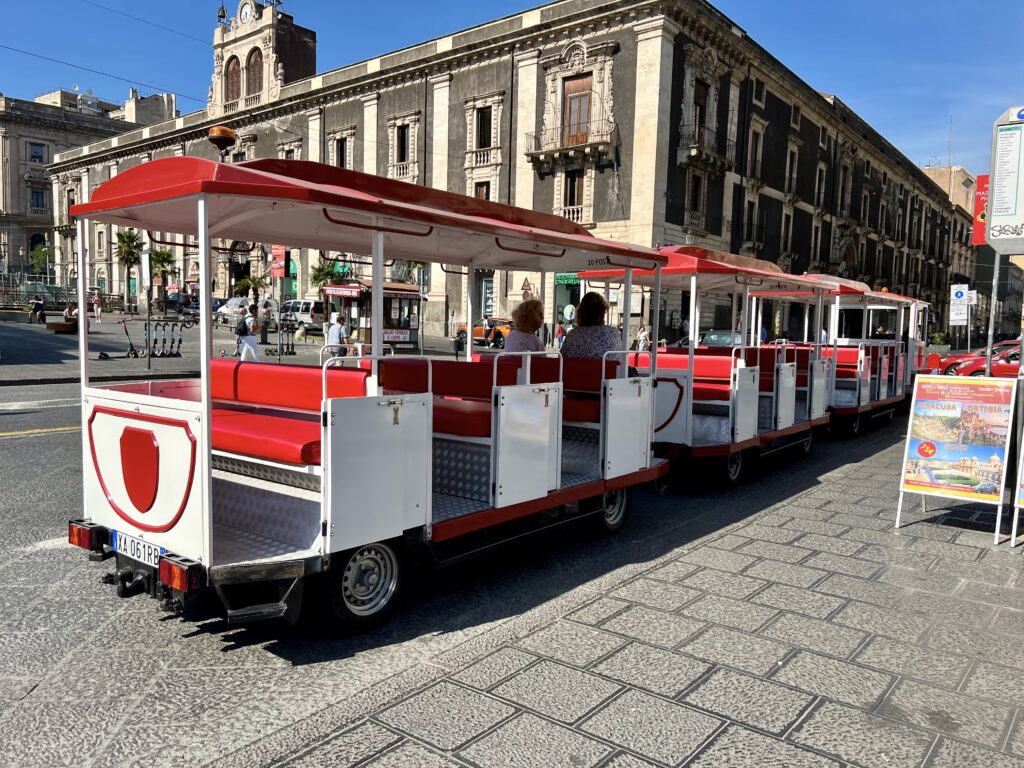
[
  {"left": 943, "top": 365, "right": 959, "bottom": 375},
  {"left": 590, "top": 487, "right": 632, "bottom": 534},
  {"left": 847, "top": 414, "right": 862, "bottom": 436},
  {"left": 722, "top": 451, "right": 745, "bottom": 485},
  {"left": 800, "top": 431, "right": 813, "bottom": 456},
  {"left": 325, "top": 541, "right": 403, "bottom": 631},
  {"left": 970, "top": 371, "right": 986, "bottom": 377}
]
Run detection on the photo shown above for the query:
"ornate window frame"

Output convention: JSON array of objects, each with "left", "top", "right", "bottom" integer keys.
[
  {"left": 678, "top": 45, "right": 728, "bottom": 140},
  {"left": 464, "top": 91, "right": 504, "bottom": 198},
  {"left": 328, "top": 125, "right": 356, "bottom": 169},
  {"left": 277, "top": 138, "right": 303, "bottom": 160},
  {"left": 536, "top": 39, "right": 617, "bottom": 152},
  {"left": 386, "top": 110, "right": 421, "bottom": 183},
  {"left": 552, "top": 164, "right": 596, "bottom": 228}
]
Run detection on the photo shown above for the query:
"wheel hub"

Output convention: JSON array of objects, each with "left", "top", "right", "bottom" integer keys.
[{"left": 340, "top": 545, "right": 397, "bottom": 615}]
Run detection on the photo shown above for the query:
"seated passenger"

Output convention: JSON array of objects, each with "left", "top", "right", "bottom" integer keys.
[
  {"left": 505, "top": 299, "right": 545, "bottom": 353},
  {"left": 560, "top": 292, "right": 623, "bottom": 360}
]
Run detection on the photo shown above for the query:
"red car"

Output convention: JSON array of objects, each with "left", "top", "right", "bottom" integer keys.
[
  {"left": 954, "top": 345, "right": 1020, "bottom": 377},
  {"left": 938, "top": 340, "right": 1018, "bottom": 375}
]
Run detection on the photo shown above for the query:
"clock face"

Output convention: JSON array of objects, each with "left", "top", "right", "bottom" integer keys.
[{"left": 239, "top": 2, "right": 252, "bottom": 23}]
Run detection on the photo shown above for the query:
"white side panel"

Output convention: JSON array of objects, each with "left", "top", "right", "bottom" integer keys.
[
  {"left": 776, "top": 363, "right": 796, "bottom": 430},
  {"left": 603, "top": 377, "right": 653, "bottom": 478},
  {"left": 83, "top": 392, "right": 208, "bottom": 564},
  {"left": 893, "top": 355, "right": 906, "bottom": 396},
  {"left": 326, "top": 394, "right": 431, "bottom": 551},
  {"left": 653, "top": 373, "right": 689, "bottom": 445},
  {"left": 877, "top": 356, "right": 890, "bottom": 400},
  {"left": 809, "top": 360, "right": 829, "bottom": 420},
  {"left": 859, "top": 354, "right": 871, "bottom": 406},
  {"left": 733, "top": 368, "right": 759, "bottom": 442},
  {"left": 495, "top": 383, "right": 560, "bottom": 507}
]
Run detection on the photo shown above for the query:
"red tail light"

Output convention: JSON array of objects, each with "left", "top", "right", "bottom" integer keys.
[
  {"left": 68, "top": 520, "right": 103, "bottom": 551},
  {"left": 159, "top": 556, "right": 203, "bottom": 593}
]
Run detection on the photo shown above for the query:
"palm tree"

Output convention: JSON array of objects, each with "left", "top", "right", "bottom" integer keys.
[
  {"left": 148, "top": 247, "right": 177, "bottom": 312},
  {"left": 309, "top": 260, "right": 343, "bottom": 312},
  {"left": 235, "top": 274, "right": 268, "bottom": 303},
  {"left": 115, "top": 229, "right": 144, "bottom": 310}
]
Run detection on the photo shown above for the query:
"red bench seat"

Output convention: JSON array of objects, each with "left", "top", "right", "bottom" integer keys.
[
  {"left": 211, "top": 408, "right": 322, "bottom": 465},
  {"left": 434, "top": 399, "right": 492, "bottom": 437},
  {"left": 564, "top": 397, "right": 600, "bottom": 423}
]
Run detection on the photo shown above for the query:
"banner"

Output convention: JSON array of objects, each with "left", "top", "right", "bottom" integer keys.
[
  {"left": 973, "top": 175, "right": 990, "bottom": 246},
  {"left": 901, "top": 375, "right": 1015, "bottom": 504},
  {"left": 270, "top": 245, "right": 287, "bottom": 278}
]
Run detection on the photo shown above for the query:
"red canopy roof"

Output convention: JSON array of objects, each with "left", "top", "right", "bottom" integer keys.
[{"left": 70, "top": 157, "right": 666, "bottom": 273}]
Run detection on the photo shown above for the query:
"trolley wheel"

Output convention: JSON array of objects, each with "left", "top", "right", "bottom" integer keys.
[
  {"left": 800, "top": 430, "right": 813, "bottom": 456},
  {"left": 843, "top": 414, "right": 862, "bottom": 437},
  {"left": 722, "top": 450, "right": 745, "bottom": 485},
  {"left": 886, "top": 408, "right": 897, "bottom": 424},
  {"left": 326, "top": 541, "right": 402, "bottom": 629},
  {"left": 591, "top": 487, "right": 632, "bottom": 534}
]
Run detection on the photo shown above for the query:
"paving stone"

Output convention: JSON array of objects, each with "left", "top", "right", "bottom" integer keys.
[
  {"left": 960, "top": 580, "right": 1024, "bottom": 612},
  {"left": 927, "top": 622, "right": 1024, "bottom": 666},
  {"left": 1008, "top": 718, "right": 1024, "bottom": 758},
  {"left": 600, "top": 755, "right": 658, "bottom": 768},
  {"left": 744, "top": 559, "right": 827, "bottom": 589},
  {"left": 683, "top": 668, "right": 812, "bottom": 735},
  {"left": 580, "top": 690, "right": 721, "bottom": 766},
  {"left": 814, "top": 574, "right": 906, "bottom": 608},
  {"left": 900, "top": 522, "right": 958, "bottom": 542},
  {"left": 827, "top": 512, "right": 893, "bottom": 531},
  {"left": 362, "top": 742, "right": 461, "bottom": 768},
  {"left": 910, "top": 538, "right": 985, "bottom": 563},
  {"left": 791, "top": 532, "right": 863, "bottom": 556},
  {"left": 802, "top": 551, "right": 882, "bottom": 579},
  {"left": 491, "top": 661, "right": 619, "bottom": 724},
  {"left": 736, "top": 539, "right": 814, "bottom": 565},
  {"left": 516, "top": 621, "right": 626, "bottom": 668},
  {"left": 682, "top": 626, "right": 791, "bottom": 676},
  {"left": 790, "top": 700, "right": 934, "bottom": 767},
  {"left": 854, "top": 636, "right": 970, "bottom": 688},
  {"left": 878, "top": 679, "right": 1013, "bottom": 748},
  {"left": 932, "top": 557, "right": 1015, "bottom": 587},
  {"left": 645, "top": 560, "right": 700, "bottom": 584},
  {"left": 738, "top": 523, "right": 803, "bottom": 544},
  {"left": 751, "top": 584, "right": 845, "bottom": 620},
  {"left": 877, "top": 567, "right": 962, "bottom": 594},
  {"left": 600, "top": 605, "right": 706, "bottom": 649},
  {"left": 289, "top": 722, "right": 404, "bottom": 768},
  {"left": 772, "top": 650, "right": 893, "bottom": 708},
  {"left": 842, "top": 527, "right": 910, "bottom": 547},
  {"left": 376, "top": 682, "right": 515, "bottom": 751},
  {"left": 854, "top": 545, "right": 936, "bottom": 572},
  {"left": 589, "top": 643, "right": 710, "bottom": 698},
  {"left": 681, "top": 568, "right": 767, "bottom": 599},
  {"left": 688, "top": 725, "right": 841, "bottom": 768},
  {"left": 608, "top": 578, "right": 702, "bottom": 611},
  {"left": 0, "top": 699, "right": 134, "bottom": 768},
  {"left": 759, "top": 612, "right": 868, "bottom": 658},
  {"left": 679, "top": 546, "right": 758, "bottom": 574},
  {"left": 707, "top": 533, "right": 752, "bottom": 551},
  {"left": 681, "top": 594, "right": 779, "bottom": 633},
  {"left": 459, "top": 712, "right": 611, "bottom": 768},
  {"left": 749, "top": 512, "right": 793, "bottom": 527},
  {"left": 930, "top": 738, "right": 1024, "bottom": 768},
  {"left": 900, "top": 591, "right": 995, "bottom": 628},
  {"left": 450, "top": 649, "right": 537, "bottom": 690},
  {"left": 567, "top": 598, "right": 631, "bottom": 627},
  {"left": 993, "top": 609, "right": 1024, "bottom": 636},
  {"left": 783, "top": 518, "right": 853, "bottom": 537},
  {"left": 962, "top": 661, "right": 1024, "bottom": 707}
]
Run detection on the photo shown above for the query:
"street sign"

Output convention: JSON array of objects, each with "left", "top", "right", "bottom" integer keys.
[
  {"left": 520, "top": 277, "right": 532, "bottom": 293},
  {"left": 949, "top": 304, "right": 968, "bottom": 326},
  {"left": 987, "top": 106, "right": 1024, "bottom": 255},
  {"left": 951, "top": 284, "right": 969, "bottom": 304},
  {"left": 967, "top": 290, "right": 978, "bottom": 306}
]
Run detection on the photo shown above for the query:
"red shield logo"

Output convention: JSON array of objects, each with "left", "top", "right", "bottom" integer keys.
[{"left": 120, "top": 427, "right": 160, "bottom": 513}]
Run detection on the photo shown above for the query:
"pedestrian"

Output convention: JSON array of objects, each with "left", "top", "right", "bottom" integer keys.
[
  {"left": 482, "top": 315, "right": 494, "bottom": 348},
  {"left": 636, "top": 324, "right": 650, "bottom": 352},
  {"left": 556, "top": 322, "right": 565, "bottom": 349},
  {"left": 28, "top": 295, "right": 44, "bottom": 324},
  {"left": 238, "top": 303, "right": 260, "bottom": 361},
  {"left": 92, "top": 289, "right": 102, "bottom": 323},
  {"left": 326, "top": 312, "right": 349, "bottom": 356}
]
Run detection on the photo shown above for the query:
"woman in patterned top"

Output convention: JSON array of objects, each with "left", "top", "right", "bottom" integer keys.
[{"left": 560, "top": 292, "right": 623, "bottom": 360}]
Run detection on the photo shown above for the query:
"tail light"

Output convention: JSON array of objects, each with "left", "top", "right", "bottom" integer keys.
[
  {"left": 68, "top": 520, "right": 104, "bottom": 551},
  {"left": 159, "top": 555, "right": 204, "bottom": 593}
]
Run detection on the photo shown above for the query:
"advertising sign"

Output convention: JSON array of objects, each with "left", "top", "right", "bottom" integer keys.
[
  {"left": 383, "top": 329, "right": 410, "bottom": 342},
  {"left": 973, "top": 175, "right": 990, "bottom": 246},
  {"left": 270, "top": 245, "right": 287, "bottom": 278},
  {"left": 901, "top": 375, "right": 1015, "bottom": 504},
  {"left": 987, "top": 107, "right": 1024, "bottom": 255}
]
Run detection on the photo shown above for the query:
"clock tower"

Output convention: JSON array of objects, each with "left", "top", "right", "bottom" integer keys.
[{"left": 207, "top": 1, "right": 316, "bottom": 119}]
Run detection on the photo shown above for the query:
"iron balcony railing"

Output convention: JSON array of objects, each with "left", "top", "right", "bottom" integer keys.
[
  {"left": 679, "top": 124, "right": 737, "bottom": 164},
  {"left": 525, "top": 119, "right": 616, "bottom": 153},
  {"left": 683, "top": 209, "right": 706, "bottom": 230}
]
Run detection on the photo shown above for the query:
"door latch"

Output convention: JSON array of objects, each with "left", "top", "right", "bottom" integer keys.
[
  {"left": 379, "top": 398, "right": 404, "bottom": 424},
  {"left": 533, "top": 386, "right": 551, "bottom": 407}
]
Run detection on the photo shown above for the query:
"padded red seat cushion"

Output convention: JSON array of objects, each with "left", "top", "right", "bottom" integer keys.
[
  {"left": 211, "top": 409, "right": 322, "bottom": 465},
  {"left": 693, "top": 381, "right": 731, "bottom": 401},
  {"left": 564, "top": 397, "right": 601, "bottom": 423},
  {"left": 211, "top": 359, "right": 369, "bottom": 410},
  {"left": 433, "top": 399, "right": 492, "bottom": 437}
]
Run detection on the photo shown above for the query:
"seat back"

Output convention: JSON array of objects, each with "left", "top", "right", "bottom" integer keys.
[
  {"left": 744, "top": 348, "right": 778, "bottom": 392},
  {"left": 380, "top": 358, "right": 519, "bottom": 399},
  {"left": 211, "top": 359, "right": 370, "bottom": 410},
  {"left": 528, "top": 357, "right": 618, "bottom": 391},
  {"left": 691, "top": 355, "right": 738, "bottom": 380}
]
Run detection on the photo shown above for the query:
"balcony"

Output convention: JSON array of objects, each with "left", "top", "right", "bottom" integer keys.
[
  {"left": 741, "top": 222, "right": 766, "bottom": 253},
  {"left": 524, "top": 120, "right": 616, "bottom": 170},
  {"left": 683, "top": 209, "right": 706, "bottom": 233},
  {"left": 558, "top": 205, "right": 585, "bottom": 224},
  {"left": 223, "top": 100, "right": 239, "bottom": 113},
  {"left": 835, "top": 208, "right": 857, "bottom": 229},
  {"left": 244, "top": 94, "right": 261, "bottom": 109},
  {"left": 784, "top": 174, "right": 800, "bottom": 205},
  {"left": 388, "top": 161, "right": 419, "bottom": 182},
  {"left": 465, "top": 146, "right": 501, "bottom": 168},
  {"left": 28, "top": 206, "right": 50, "bottom": 218},
  {"left": 746, "top": 159, "right": 765, "bottom": 193},
  {"left": 677, "top": 124, "right": 735, "bottom": 175}
]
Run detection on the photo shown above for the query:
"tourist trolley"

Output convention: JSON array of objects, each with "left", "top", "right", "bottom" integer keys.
[
  {"left": 66, "top": 157, "right": 668, "bottom": 627},
  {"left": 584, "top": 247, "right": 833, "bottom": 482}
]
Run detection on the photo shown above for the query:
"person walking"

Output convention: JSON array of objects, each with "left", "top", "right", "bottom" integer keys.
[
  {"left": 636, "top": 324, "right": 650, "bottom": 352},
  {"left": 92, "top": 289, "right": 102, "bottom": 323},
  {"left": 555, "top": 322, "right": 566, "bottom": 349},
  {"left": 28, "top": 295, "right": 43, "bottom": 324},
  {"left": 238, "top": 304, "right": 260, "bottom": 361},
  {"left": 326, "top": 312, "right": 350, "bottom": 356}
]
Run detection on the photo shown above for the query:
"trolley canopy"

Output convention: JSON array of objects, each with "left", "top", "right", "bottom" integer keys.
[
  {"left": 581, "top": 245, "right": 826, "bottom": 294},
  {"left": 70, "top": 157, "right": 666, "bottom": 273},
  {"left": 801, "top": 274, "right": 925, "bottom": 307}
]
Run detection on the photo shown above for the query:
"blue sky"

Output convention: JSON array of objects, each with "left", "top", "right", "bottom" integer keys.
[{"left": 1, "top": 0, "right": 1019, "bottom": 176}]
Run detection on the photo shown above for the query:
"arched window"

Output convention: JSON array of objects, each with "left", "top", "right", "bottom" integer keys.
[
  {"left": 246, "top": 48, "right": 263, "bottom": 96},
  {"left": 224, "top": 56, "right": 241, "bottom": 103}
]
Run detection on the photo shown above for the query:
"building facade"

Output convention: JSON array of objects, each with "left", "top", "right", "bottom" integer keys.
[
  {"left": 0, "top": 88, "right": 175, "bottom": 280},
  {"left": 52, "top": 0, "right": 964, "bottom": 339}
]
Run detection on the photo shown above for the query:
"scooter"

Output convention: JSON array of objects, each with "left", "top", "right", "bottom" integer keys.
[
  {"left": 118, "top": 320, "right": 140, "bottom": 359},
  {"left": 168, "top": 323, "right": 182, "bottom": 357}
]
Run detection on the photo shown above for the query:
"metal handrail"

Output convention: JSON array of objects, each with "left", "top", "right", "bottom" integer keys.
[{"left": 490, "top": 350, "right": 563, "bottom": 389}]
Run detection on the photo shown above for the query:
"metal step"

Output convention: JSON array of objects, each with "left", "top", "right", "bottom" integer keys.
[{"left": 225, "top": 601, "right": 288, "bottom": 624}]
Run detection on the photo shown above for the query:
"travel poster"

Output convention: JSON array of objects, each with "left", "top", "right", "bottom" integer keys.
[{"left": 901, "top": 375, "right": 1015, "bottom": 504}]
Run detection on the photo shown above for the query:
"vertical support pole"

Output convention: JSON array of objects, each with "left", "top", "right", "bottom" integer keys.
[
  {"left": 465, "top": 266, "right": 475, "bottom": 363},
  {"left": 650, "top": 265, "right": 662, "bottom": 370},
  {"left": 622, "top": 267, "right": 633, "bottom": 354},
  {"left": 76, "top": 218, "right": 89, "bottom": 388},
  {"left": 371, "top": 226, "right": 384, "bottom": 376},
  {"left": 730, "top": 290, "right": 738, "bottom": 338},
  {"left": 803, "top": 303, "right": 810, "bottom": 344},
  {"left": 740, "top": 284, "right": 750, "bottom": 351},
  {"left": 986, "top": 252, "right": 1001, "bottom": 376},
  {"left": 1011, "top": 504, "right": 1020, "bottom": 548},
  {"left": 196, "top": 195, "right": 213, "bottom": 566},
  {"left": 995, "top": 504, "right": 1004, "bottom": 546},
  {"left": 895, "top": 491, "right": 904, "bottom": 529}
]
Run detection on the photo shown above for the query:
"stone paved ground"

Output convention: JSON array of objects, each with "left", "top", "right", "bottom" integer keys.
[{"left": 224, "top": 430, "right": 1024, "bottom": 768}]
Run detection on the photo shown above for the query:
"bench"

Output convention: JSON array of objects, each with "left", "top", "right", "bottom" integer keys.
[
  {"left": 209, "top": 359, "right": 370, "bottom": 465},
  {"left": 822, "top": 346, "right": 860, "bottom": 379},
  {"left": 629, "top": 352, "right": 738, "bottom": 402},
  {"left": 46, "top": 320, "right": 78, "bottom": 334}
]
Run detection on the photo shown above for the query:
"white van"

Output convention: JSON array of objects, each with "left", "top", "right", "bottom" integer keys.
[{"left": 279, "top": 298, "right": 326, "bottom": 335}]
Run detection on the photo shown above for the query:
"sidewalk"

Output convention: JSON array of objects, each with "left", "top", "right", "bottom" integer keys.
[{"left": 214, "top": 425, "right": 1024, "bottom": 768}]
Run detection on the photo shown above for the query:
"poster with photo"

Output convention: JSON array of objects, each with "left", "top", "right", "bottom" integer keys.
[{"left": 901, "top": 376, "right": 1016, "bottom": 504}]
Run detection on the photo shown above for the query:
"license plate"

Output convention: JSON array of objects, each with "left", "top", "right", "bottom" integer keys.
[{"left": 111, "top": 530, "right": 165, "bottom": 568}]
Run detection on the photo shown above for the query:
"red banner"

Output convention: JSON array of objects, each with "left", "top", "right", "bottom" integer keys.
[
  {"left": 972, "top": 175, "right": 989, "bottom": 246},
  {"left": 270, "top": 244, "right": 286, "bottom": 278}
]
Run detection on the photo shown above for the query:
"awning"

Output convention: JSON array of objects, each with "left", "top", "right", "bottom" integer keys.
[
  {"left": 70, "top": 157, "right": 667, "bottom": 274},
  {"left": 323, "top": 280, "right": 422, "bottom": 299}
]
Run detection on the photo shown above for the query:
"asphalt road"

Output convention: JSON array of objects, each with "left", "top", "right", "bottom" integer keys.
[{"left": 0, "top": 384, "right": 914, "bottom": 766}]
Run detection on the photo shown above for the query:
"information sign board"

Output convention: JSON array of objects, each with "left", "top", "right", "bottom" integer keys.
[
  {"left": 987, "top": 108, "right": 1024, "bottom": 255},
  {"left": 900, "top": 376, "right": 1015, "bottom": 504},
  {"left": 951, "top": 284, "right": 969, "bottom": 304},
  {"left": 949, "top": 304, "right": 968, "bottom": 326}
]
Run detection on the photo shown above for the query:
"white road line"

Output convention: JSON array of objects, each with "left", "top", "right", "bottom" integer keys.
[{"left": 0, "top": 398, "right": 79, "bottom": 411}]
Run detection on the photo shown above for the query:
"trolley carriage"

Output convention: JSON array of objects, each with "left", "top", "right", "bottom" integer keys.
[
  {"left": 583, "top": 247, "right": 833, "bottom": 483},
  {"left": 66, "top": 157, "right": 667, "bottom": 628}
]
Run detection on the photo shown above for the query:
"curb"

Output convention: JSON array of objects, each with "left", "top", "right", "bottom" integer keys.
[{"left": 0, "top": 371, "right": 200, "bottom": 387}]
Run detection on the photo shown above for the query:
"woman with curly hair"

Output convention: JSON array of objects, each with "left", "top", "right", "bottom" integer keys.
[{"left": 506, "top": 298, "right": 545, "bottom": 352}]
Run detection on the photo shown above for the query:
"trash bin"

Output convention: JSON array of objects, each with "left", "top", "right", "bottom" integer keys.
[{"left": 452, "top": 336, "right": 465, "bottom": 357}]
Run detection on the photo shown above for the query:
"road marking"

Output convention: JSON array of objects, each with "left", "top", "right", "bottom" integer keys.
[
  {"left": 0, "top": 426, "right": 80, "bottom": 438},
  {"left": 0, "top": 398, "right": 79, "bottom": 411}
]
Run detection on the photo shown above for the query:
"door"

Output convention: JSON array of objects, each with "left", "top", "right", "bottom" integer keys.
[
  {"left": 562, "top": 74, "right": 592, "bottom": 145},
  {"left": 693, "top": 80, "right": 709, "bottom": 147}
]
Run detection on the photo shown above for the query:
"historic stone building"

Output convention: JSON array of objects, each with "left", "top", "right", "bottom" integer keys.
[
  {"left": 51, "top": 0, "right": 961, "bottom": 339},
  {"left": 0, "top": 88, "right": 175, "bottom": 279}
]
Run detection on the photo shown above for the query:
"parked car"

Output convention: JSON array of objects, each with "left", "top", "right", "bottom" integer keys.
[
  {"left": 160, "top": 292, "right": 196, "bottom": 313},
  {"left": 454, "top": 317, "right": 513, "bottom": 348},
  {"left": 937, "top": 341, "right": 1018, "bottom": 375},
  {"left": 699, "top": 330, "right": 744, "bottom": 347},
  {"left": 954, "top": 346, "right": 1020, "bottom": 377},
  {"left": 279, "top": 298, "right": 326, "bottom": 335},
  {"left": 216, "top": 296, "right": 279, "bottom": 331}
]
